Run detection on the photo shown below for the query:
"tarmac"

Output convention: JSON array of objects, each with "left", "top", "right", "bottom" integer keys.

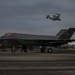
[{"left": 0, "top": 48, "right": 75, "bottom": 75}]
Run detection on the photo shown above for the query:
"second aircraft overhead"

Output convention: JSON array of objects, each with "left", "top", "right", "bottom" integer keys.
[{"left": 46, "top": 13, "right": 61, "bottom": 21}]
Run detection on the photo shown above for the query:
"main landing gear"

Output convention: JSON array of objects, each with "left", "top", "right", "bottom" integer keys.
[
  {"left": 40, "top": 46, "right": 53, "bottom": 53},
  {"left": 11, "top": 46, "right": 17, "bottom": 53}
]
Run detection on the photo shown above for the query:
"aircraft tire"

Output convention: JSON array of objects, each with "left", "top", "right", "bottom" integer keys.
[
  {"left": 24, "top": 49, "right": 27, "bottom": 52},
  {"left": 47, "top": 48, "right": 53, "bottom": 53},
  {"left": 40, "top": 48, "right": 45, "bottom": 53}
]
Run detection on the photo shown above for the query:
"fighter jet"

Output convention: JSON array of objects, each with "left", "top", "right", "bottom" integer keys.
[
  {"left": 0, "top": 28, "right": 75, "bottom": 53},
  {"left": 46, "top": 13, "right": 61, "bottom": 21}
]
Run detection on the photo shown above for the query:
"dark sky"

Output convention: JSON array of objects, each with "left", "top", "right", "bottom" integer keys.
[{"left": 0, "top": 0, "right": 75, "bottom": 38}]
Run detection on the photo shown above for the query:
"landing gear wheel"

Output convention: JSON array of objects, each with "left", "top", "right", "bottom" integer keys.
[
  {"left": 41, "top": 48, "right": 45, "bottom": 53},
  {"left": 11, "top": 46, "right": 17, "bottom": 53},
  {"left": 47, "top": 48, "right": 53, "bottom": 53}
]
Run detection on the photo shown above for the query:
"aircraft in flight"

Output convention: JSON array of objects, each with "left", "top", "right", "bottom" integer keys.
[
  {"left": 46, "top": 13, "right": 61, "bottom": 21},
  {"left": 0, "top": 28, "right": 75, "bottom": 53}
]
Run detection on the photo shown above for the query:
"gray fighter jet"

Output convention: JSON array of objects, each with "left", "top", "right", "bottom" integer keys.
[{"left": 0, "top": 28, "right": 75, "bottom": 53}]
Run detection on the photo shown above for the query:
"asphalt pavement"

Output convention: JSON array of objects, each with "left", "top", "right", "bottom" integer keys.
[{"left": 0, "top": 48, "right": 75, "bottom": 75}]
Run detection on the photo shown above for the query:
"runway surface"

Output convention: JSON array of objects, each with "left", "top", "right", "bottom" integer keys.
[{"left": 0, "top": 48, "right": 75, "bottom": 75}]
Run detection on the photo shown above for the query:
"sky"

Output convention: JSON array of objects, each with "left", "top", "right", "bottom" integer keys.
[{"left": 0, "top": 0, "right": 75, "bottom": 38}]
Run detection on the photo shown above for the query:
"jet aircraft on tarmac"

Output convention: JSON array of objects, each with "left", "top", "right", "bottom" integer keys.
[
  {"left": 46, "top": 13, "right": 61, "bottom": 21},
  {"left": 0, "top": 28, "right": 75, "bottom": 53}
]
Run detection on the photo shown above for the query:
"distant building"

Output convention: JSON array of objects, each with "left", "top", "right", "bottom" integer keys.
[{"left": 68, "top": 41, "right": 75, "bottom": 48}]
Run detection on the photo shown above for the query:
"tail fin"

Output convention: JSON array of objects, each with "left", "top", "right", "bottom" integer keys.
[
  {"left": 56, "top": 29, "right": 67, "bottom": 38},
  {"left": 58, "top": 28, "right": 75, "bottom": 40}
]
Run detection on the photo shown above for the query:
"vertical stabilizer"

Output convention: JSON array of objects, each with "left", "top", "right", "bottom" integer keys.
[
  {"left": 58, "top": 28, "right": 75, "bottom": 40},
  {"left": 56, "top": 29, "right": 67, "bottom": 38}
]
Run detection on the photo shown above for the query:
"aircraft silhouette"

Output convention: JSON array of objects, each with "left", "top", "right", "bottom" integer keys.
[
  {"left": 46, "top": 13, "right": 61, "bottom": 21},
  {"left": 0, "top": 28, "right": 75, "bottom": 53}
]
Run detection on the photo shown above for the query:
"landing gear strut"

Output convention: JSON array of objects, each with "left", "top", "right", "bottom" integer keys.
[{"left": 11, "top": 46, "right": 17, "bottom": 53}]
